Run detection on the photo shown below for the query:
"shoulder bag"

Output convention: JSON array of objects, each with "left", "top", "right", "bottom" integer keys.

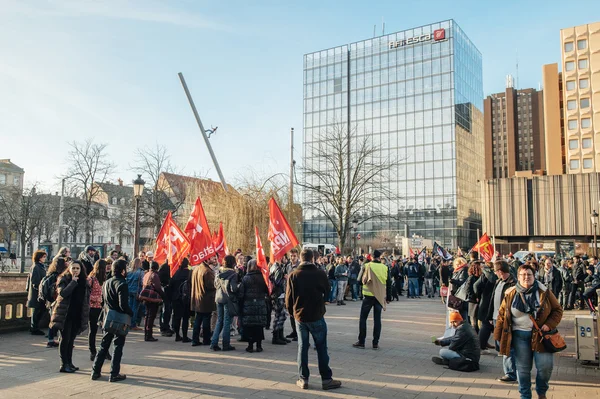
[
  {"left": 139, "top": 277, "right": 163, "bottom": 304},
  {"left": 520, "top": 293, "right": 566, "bottom": 353},
  {"left": 103, "top": 309, "right": 131, "bottom": 336}
]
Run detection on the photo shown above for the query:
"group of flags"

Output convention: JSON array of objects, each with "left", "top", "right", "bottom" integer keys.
[
  {"left": 153, "top": 196, "right": 298, "bottom": 294},
  {"left": 407, "top": 232, "right": 496, "bottom": 263}
]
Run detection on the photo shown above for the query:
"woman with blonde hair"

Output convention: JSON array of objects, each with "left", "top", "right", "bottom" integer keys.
[
  {"left": 126, "top": 257, "right": 144, "bottom": 330},
  {"left": 451, "top": 257, "right": 469, "bottom": 321}
]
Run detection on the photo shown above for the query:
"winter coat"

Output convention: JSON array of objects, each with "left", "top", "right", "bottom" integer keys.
[
  {"left": 450, "top": 266, "right": 469, "bottom": 294},
  {"left": 483, "top": 274, "right": 516, "bottom": 321},
  {"left": 494, "top": 283, "right": 563, "bottom": 356},
  {"left": 439, "top": 265, "right": 451, "bottom": 286},
  {"left": 214, "top": 268, "right": 239, "bottom": 305},
  {"left": 27, "top": 262, "right": 47, "bottom": 309},
  {"left": 170, "top": 267, "right": 190, "bottom": 304},
  {"left": 49, "top": 273, "right": 91, "bottom": 333},
  {"left": 142, "top": 271, "right": 165, "bottom": 299},
  {"left": 465, "top": 275, "right": 479, "bottom": 303},
  {"left": 126, "top": 268, "right": 144, "bottom": 296},
  {"left": 285, "top": 262, "right": 330, "bottom": 322},
  {"left": 77, "top": 252, "right": 95, "bottom": 275},
  {"left": 239, "top": 270, "right": 268, "bottom": 327},
  {"left": 473, "top": 266, "right": 497, "bottom": 322},
  {"left": 335, "top": 264, "right": 349, "bottom": 281},
  {"left": 439, "top": 322, "right": 480, "bottom": 363},
  {"left": 190, "top": 263, "right": 216, "bottom": 313},
  {"left": 544, "top": 266, "right": 563, "bottom": 298}
]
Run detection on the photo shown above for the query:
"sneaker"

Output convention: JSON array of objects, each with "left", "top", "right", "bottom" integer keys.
[
  {"left": 497, "top": 375, "right": 516, "bottom": 383},
  {"left": 322, "top": 379, "right": 342, "bottom": 390},
  {"left": 431, "top": 356, "right": 449, "bottom": 365},
  {"left": 209, "top": 345, "right": 222, "bottom": 351},
  {"left": 191, "top": 341, "right": 203, "bottom": 347},
  {"left": 372, "top": 344, "right": 379, "bottom": 350},
  {"left": 296, "top": 379, "right": 308, "bottom": 390},
  {"left": 181, "top": 337, "right": 192, "bottom": 343},
  {"left": 481, "top": 349, "right": 493, "bottom": 355},
  {"left": 91, "top": 372, "right": 101, "bottom": 381},
  {"left": 222, "top": 345, "right": 236, "bottom": 351},
  {"left": 46, "top": 341, "right": 59, "bottom": 348},
  {"left": 109, "top": 374, "right": 126, "bottom": 382},
  {"left": 352, "top": 299, "right": 357, "bottom": 302},
  {"left": 352, "top": 341, "right": 365, "bottom": 349}
]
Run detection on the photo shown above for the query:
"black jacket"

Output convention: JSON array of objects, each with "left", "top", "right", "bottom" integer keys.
[
  {"left": 285, "top": 262, "right": 330, "bottom": 322},
  {"left": 27, "top": 261, "right": 47, "bottom": 309},
  {"left": 77, "top": 252, "right": 95, "bottom": 275},
  {"left": 439, "top": 322, "right": 480, "bottom": 363},
  {"left": 158, "top": 263, "right": 171, "bottom": 287},
  {"left": 103, "top": 275, "right": 133, "bottom": 317},
  {"left": 239, "top": 270, "right": 268, "bottom": 327},
  {"left": 473, "top": 266, "right": 497, "bottom": 322},
  {"left": 483, "top": 274, "right": 516, "bottom": 321},
  {"left": 439, "top": 265, "right": 451, "bottom": 286},
  {"left": 450, "top": 266, "right": 469, "bottom": 294},
  {"left": 544, "top": 266, "right": 563, "bottom": 298},
  {"left": 572, "top": 262, "right": 586, "bottom": 284},
  {"left": 170, "top": 267, "right": 190, "bottom": 303}
]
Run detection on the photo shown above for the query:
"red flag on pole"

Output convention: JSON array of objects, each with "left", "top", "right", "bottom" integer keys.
[
  {"left": 184, "top": 197, "right": 216, "bottom": 266},
  {"left": 409, "top": 247, "right": 415, "bottom": 258},
  {"left": 471, "top": 233, "right": 494, "bottom": 262},
  {"left": 268, "top": 198, "right": 299, "bottom": 262},
  {"left": 154, "top": 212, "right": 191, "bottom": 277},
  {"left": 212, "top": 222, "right": 229, "bottom": 259},
  {"left": 255, "top": 226, "right": 273, "bottom": 295}
]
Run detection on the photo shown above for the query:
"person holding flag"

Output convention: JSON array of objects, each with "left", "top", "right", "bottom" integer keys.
[{"left": 239, "top": 259, "right": 268, "bottom": 353}]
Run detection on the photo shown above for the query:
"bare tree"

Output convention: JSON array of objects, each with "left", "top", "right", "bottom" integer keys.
[
  {"left": 111, "top": 206, "right": 135, "bottom": 247},
  {"left": 64, "top": 139, "right": 115, "bottom": 243},
  {"left": 296, "top": 122, "right": 400, "bottom": 253},
  {"left": 0, "top": 184, "right": 48, "bottom": 272},
  {"left": 131, "top": 144, "right": 184, "bottom": 235}
]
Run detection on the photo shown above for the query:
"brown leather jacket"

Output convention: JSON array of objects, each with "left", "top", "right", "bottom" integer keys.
[{"left": 493, "top": 283, "right": 563, "bottom": 356}]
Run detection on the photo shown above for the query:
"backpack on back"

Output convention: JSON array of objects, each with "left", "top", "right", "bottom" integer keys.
[{"left": 38, "top": 273, "right": 57, "bottom": 303}]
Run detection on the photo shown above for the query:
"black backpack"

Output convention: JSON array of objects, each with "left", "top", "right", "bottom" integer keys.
[
  {"left": 38, "top": 273, "right": 57, "bottom": 303},
  {"left": 178, "top": 279, "right": 190, "bottom": 303}
]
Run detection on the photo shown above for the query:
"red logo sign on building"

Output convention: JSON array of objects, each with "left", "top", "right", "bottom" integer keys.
[{"left": 433, "top": 28, "right": 445, "bottom": 41}]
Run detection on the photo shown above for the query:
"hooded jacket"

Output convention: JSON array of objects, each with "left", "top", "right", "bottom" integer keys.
[
  {"left": 214, "top": 268, "right": 239, "bottom": 305},
  {"left": 50, "top": 273, "right": 90, "bottom": 333},
  {"left": 239, "top": 270, "right": 268, "bottom": 327}
]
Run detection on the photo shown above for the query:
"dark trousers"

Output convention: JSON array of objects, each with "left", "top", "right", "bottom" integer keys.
[
  {"left": 289, "top": 317, "right": 297, "bottom": 336},
  {"left": 192, "top": 312, "right": 212, "bottom": 344},
  {"left": 92, "top": 331, "right": 126, "bottom": 378},
  {"left": 59, "top": 318, "right": 78, "bottom": 366},
  {"left": 478, "top": 319, "right": 494, "bottom": 350},
  {"left": 160, "top": 299, "right": 172, "bottom": 332},
  {"left": 172, "top": 301, "right": 190, "bottom": 338},
  {"left": 559, "top": 289, "right": 569, "bottom": 308},
  {"left": 358, "top": 296, "right": 383, "bottom": 345},
  {"left": 31, "top": 306, "right": 46, "bottom": 331},
  {"left": 265, "top": 298, "right": 272, "bottom": 328},
  {"left": 145, "top": 303, "right": 159, "bottom": 333},
  {"left": 568, "top": 283, "right": 583, "bottom": 309},
  {"left": 88, "top": 307, "right": 101, "bottom": 354}
]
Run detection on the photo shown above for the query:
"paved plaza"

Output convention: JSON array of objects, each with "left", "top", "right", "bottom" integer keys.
[{"left": 0, "top": 297, "right": 599, "bottom": 399}]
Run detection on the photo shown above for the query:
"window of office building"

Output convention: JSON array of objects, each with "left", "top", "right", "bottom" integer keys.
[
  {"left": 567, "top": 100, "right": 577, "bottom": 110},
  {"left": 565, "top": 61, "right": 575, "bottom": 71},
  {"left": 579, "top": 59, "right": 588, "bottom": 69},
  {"left": 582, "top": 138, "right": 592, "bottom": 149},
  {"left": 581, "top": 98, "right": 590, "bottom": 108},
  {"left": 583, "top": 159, "right": 593, "bottom": 169},
  {"left": 570, "top": 159, "right": 580, "bottom": 169},
  {"left": 564, "top": 42, "right": 574, "bottom": 52},
  {"left": 581, "top": 118, "right": 591, "bottom": 129},
  {"left": 566, "top": 81, "right": 576, "bottom": 91},
  {"left": 569, "top": 139, "right": 578, "bottom": 150},
  {"left": 568, "top": 120, "right": 577, "bottom": 130},
  {"left": 577, "top": 39, "right": 587, "bottom": 50},
  {"left": 579, "top": 79, "right": 589, "bottom": 89}
]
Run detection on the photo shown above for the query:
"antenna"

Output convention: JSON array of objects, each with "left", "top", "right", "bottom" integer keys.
[
  {"left": 382, "top": 17, "right": 385, "bottom": 36},
  {"left": 373, "top": 24, "right": 376, "bottom": 38}
]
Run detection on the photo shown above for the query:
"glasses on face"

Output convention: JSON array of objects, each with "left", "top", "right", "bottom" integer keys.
[{"left": 519, "top": 273, "right": 534, "bottom": 278}]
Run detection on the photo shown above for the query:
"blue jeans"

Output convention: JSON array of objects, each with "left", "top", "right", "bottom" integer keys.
[
  {"left": 408, "top": 278, "right": 419, "bottom": 297},
  {"left": 211, "top": 303, "right": 232, "bottom": 348},
  {"left": 439, "top": 348, "right": 462, "bottom": 360},
  {"left": 494, "top": 319, "right": 516, "bottom": 379},
  {"left": 349, "top": 279, "right": 358, "bottom": 300},
  {"left": 128, "top": 293, "right": 140, "bottom": 328},
  {"left": 329, "top": 280, "right": 337, "bottom": 302},
  {"left": 512, "top": 330, "right": 553, "bottom": 399},
  {"left": 297, "top": 318, "right": 333, "bottom": 382},
  {"left": 192, "top": 312, "right": 212, "bottom": 344}
]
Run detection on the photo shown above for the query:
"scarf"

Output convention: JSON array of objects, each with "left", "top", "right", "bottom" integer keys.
[
  {"left": 513, "top": 280, "right": 540, "bottom": 316},
  {"left": 544, "top": 267, "right": 554, "bottom": 286}
]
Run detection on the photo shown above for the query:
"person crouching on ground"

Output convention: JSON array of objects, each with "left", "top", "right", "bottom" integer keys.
[
  {"left": 239, "top": 259, "right": 268, "bottom": 353},
  {"left": 432, "top": 312, "right": 480, "bottom": 370}
]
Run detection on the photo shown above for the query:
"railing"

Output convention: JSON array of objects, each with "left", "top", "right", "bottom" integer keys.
[{"left": 0, "top": 292, "right": 33, "bottom": 333}]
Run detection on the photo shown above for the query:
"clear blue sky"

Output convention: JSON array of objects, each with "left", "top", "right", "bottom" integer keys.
[{"left": 1, "top": 0, "right": 597, "bottom": 191}]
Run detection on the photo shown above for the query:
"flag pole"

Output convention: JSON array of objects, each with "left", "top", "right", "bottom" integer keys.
[{"left": 476, "top": 228, "right": 481, "bottom": 260}]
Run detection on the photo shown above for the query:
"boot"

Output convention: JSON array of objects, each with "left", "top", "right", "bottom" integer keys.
[
  {"left": 281, "top": 330, "right": 292, "bottom": 343},
  {"left": 272, "top": 331, "right": 287, "bottom": 345},
  {"left": 246, "top": 342, "right": 254, "bottom": 353},
  {"left": 256, "top": 341, "right": 263, "bottom": 352},
  {"left": 145, "top": 330, "right": 158, "bottom": 342},
  {"left": 175, "top": 333, "right": 182, "bottom": 342}
]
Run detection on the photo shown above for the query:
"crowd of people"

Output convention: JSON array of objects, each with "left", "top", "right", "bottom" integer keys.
[{"left": 25, "top": 244, "right": 585, "bottom": 397}]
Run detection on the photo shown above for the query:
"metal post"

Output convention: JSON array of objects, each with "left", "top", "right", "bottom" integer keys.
[
  {"left": 594, "top": 223, "right": 598, "bottom": 258},
  {"left": 178, "top": 72, "right": 228, "bottom": 192},
  {"left": 58, "top": 178, "right": 65, "bottom": 249},
  {"left": 289, "top": 127, "right": 294, "bottom": 214},
  {"left": 476, "top": 228, "right": 481, "bottom": 260},
  {"left": 134, "top": 196, "right": 141, "bottom": 257}
]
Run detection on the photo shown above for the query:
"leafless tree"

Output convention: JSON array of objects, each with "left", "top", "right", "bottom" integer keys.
[
  {"left": 0, "top": 184, "right": 48, "bottom": 272},
  {"left": 111, "top": 206, "right": 135, "bottom": 247},
  {"left": 64, "top": 139, "right": 115, "bottom": 243},
  {"left": 296, "top": 122, "right": 400, "bottom": 253}
]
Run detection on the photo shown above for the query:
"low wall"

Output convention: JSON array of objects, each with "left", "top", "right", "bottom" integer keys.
[
  {"left": 0, "top": 273, "right": 28, "bottom": 293},
  {"left": 0, "top": 292, "right": 33, "bottom": 333}
]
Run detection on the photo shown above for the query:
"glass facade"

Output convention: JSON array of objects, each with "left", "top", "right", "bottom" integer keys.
[{"left": 302, "top": 20, "right": 484, "bottom": 248}]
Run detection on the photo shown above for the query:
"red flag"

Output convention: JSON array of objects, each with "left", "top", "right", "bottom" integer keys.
[
  {"left": 267, "top": 198, "right": 299, "bottom": 262},
  {"left": 154, "top": 212, "right": 191, "bottom": 277},
  {"left": 255, "top": 227, "right": 273, "bottom": 295},
  {"left": 184, "top": 197, "right": 216, "bottom": 266},
  {"left": 409, "top": 247, "right": 414, "bottom": 258},
  {"left": 471, "top": 233, "right": 494, "bottom": 262},
  {"left": 212, "top": 222, "right": 229, "bottom": 259}
]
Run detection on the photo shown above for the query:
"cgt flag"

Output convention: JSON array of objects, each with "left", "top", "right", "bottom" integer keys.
[
  {"left": 471, "top": 233, "right": 494, "bottom": 262},
  {"left": 212, "top": 222, "right": 229, "bottom": 259},
  {"left": 184, "top": 197, "right": 215, "bottom": 266},
  {"left": 267, "top": 198, "right": 299, "bottom": 262},
  {"left": 255, "top": 227, "right": 273, "bottom": 295},
  {"left": 433, "top": 242, "right": 453, "bottom": 260},
  {"left": 155, "top": 211, "right": 191, "bottom": 277}
]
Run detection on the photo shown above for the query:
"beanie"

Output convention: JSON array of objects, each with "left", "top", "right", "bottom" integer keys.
[{"left": 449, "top": 312, "right": 463, "bottom": 323}]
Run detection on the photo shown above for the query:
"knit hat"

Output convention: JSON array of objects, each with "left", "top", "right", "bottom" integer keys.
[
  {"left": 145, "top": 251, "right": 154, "bottom": 258},
  {"left": 449, "top": 312, "right": 463, "bottom": 323}
]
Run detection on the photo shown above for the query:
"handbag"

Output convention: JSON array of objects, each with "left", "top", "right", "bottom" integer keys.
[
  {"left": 447, "top": 294, "right": 464, "bottom": 310},
  {"left": 440, "top": 285, "right": 449, "bottom": 297},
  {"left": 139, "top": 280, "right": 163, "bottom": 304},
  {"left": 522, "top": 294, "right": 566, "bottom": 353},
  {"left": 103, "top": 309, "right": 131, "bottom": 336}
]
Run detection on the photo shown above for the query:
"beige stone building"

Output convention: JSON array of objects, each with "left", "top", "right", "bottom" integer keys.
[{"left": 0, "top": 159, "right": 24, "bottom": 192}]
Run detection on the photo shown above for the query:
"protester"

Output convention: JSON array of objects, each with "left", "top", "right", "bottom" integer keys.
[
  {"left": 334, "top": 257, "right": 349, "bottom": 306},
  {"left": 473, "top": 261, "right": 497, "bottom": 352},
  {"left": 450, "top": 257, "right": 469, "bottom": 321},
  {"left": 170, "top": 258, "right": 191, "bottom": 342},
  {"left": 50, "top": 260, "right": 91, "bottom": 373},
  {"left": 190, "top": 259, "right": 217, "bottom": 346},
  {"left": 91, "top": 259, "right": 133, "bottom": 383},
  {"left": 465, "top": 261, "right": 482, "bottom": 332},
  {"left": 269, "top": 260, "right": 289, "bottom": 345},
  {"left": 42, "top": 256, "right": 68, "bottom": 348},
  {"left": 285, "top": 249, "right": 341, "bottom": 391},
  {"left": 491, "top": 260, "right": 517, "bottom": 383},
  {"left": 432, "top": 312, "right": 480, "bottom": 371},
  {"left": 559, "top": 260, "right": 573, "bottom": 309},
  {"left": 211, "top": 255, "right": 239, "bottom": 351},
  {"left": 239, "top": 259, "right": 268, "bottom": 353},
  {"left": 88, "top": 259, "right": 110, "bottom": 362},
  {"left": 285, "top": 249, "right": 300, "bottom": 341},
  {"left": 353, "top": 250, "right": 391, "bottom": 350},
  {"left": 326, "top": 259, "right": 337, "bottom": 303},
  {"left": 543, "top": 258, "right": 563, "bottom": 299},
  {"left": 126, "top": 257, "right": 144, "bottom": 330},
  {"left": 27, "top": 250, "right": 48, "bottom": 336},
  {"left": 406, "top": 257, "right": 420, "bottom": 299},
  {"left": 141, "top": 261, "right": 164, "bottom": 342},
  {"left": 494, "top": 263, "right": 563, "bottom": 399},
  {"left": 348, "top": 256, "right": 361, "bottom": 301},
  {"left": 570, "top": 256, "right": 586, "bottom": 310},
  {"left": 78, "top": 246, "right": 97, "bottom": 275},
  {"left": 158, "top": 260, "right": 173, "bottom": 337}
]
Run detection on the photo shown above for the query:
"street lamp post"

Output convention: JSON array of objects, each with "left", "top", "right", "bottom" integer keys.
[
  {"left": 352, "top": 219, "right": 358, "bottom": 257},
  {"left": 591, "top": 210, "right": 598, "bottom": 257},
  {"left": 133, "top": 174, "right": 146, "bottom": 257}
]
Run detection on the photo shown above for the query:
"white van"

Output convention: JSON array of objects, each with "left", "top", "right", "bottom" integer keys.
[
  {"left": 513, "top": 251, "right": 555, "bottom": 262},
  {"left": 302, "top": 243, "right": 337, "bottom": 256}
]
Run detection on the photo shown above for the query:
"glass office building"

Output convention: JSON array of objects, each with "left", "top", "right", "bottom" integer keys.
[{"left": 302, "top": 20, "right": 484, "bottom": 249}]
